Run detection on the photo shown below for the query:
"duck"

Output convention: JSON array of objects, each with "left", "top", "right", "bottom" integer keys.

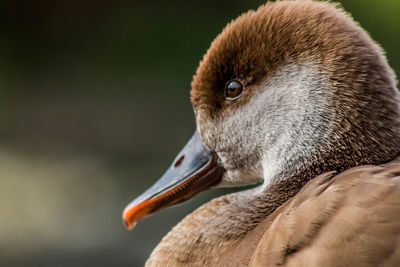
[{"left": 123, "top": 1, "right": 400, "bottom": 266}]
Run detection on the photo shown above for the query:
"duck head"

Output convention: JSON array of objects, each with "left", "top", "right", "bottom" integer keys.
[{"left": 123, "top": 0, "right": 400, "bottom": 230}]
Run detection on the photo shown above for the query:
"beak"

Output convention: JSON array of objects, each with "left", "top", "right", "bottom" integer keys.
[{"left": 122, "top": 131, "right": 225, "bottom": 230}]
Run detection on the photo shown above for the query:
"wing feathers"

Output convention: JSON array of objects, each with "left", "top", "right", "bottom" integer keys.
[{"left": 249, "top": 158, "right": 400, "bottom": 267}]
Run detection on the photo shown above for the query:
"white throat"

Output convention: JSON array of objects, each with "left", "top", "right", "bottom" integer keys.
[
  {"left": 259, "top": 62, "right": 335, "bottom": 187},
  {"left": 200, "top": 62, "right": 335, "bottom": 188}
]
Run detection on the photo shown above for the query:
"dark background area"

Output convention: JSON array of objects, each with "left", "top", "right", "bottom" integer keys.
[{"left": 1, "top": 0, "right": 399, "bottom": 266}]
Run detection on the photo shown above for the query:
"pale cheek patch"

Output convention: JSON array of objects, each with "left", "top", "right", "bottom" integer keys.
[
  {"left": 255, "top": 62, "right": 334, "bottom": 185},
  {"left": 261, "top": 155, "right": 280, "bottom": 188},
  {"left": 195, "top": 62, "right": 334, "bottom": 188}
]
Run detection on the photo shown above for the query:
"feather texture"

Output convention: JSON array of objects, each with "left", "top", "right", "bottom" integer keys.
[
  {"left": 250, "top": 159, "right": 400, "bottom": 266},
  {"left": 137, "top": 1, "right": 400, "bottom": 265}
]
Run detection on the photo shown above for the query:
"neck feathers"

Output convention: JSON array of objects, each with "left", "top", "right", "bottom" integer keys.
[{"left": 145, "top": 171, "right": 314, "bottom": 266}]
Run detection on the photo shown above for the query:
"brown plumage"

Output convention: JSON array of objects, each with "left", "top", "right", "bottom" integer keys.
[
  {"left": 249, "top": 160, "right": 400, "bottom": 267},
  {"left": 192, "top": 0, "right": 400, "bottom": 173},
  {"left": 123, "top": 1, "right": 400, "bottom": 266},
  {"left": 148, "top": 161, "right": 400, "bottom": 266}
]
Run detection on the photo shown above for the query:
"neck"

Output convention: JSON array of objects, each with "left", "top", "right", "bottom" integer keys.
[
  {"left": 145, "top": 171, "right": 312, "bottom": 266},
  {"left": 146, "top": 146, "right": 398, "bottom": 266}
]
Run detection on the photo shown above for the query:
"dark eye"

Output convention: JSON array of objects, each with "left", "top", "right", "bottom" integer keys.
[{"left": 224, "top": 80, "right": 244, "bottom": 100}]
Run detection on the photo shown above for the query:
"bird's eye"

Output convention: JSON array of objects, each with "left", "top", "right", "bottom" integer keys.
[{"left": 224, "top": 80, "right": 244, "bottom": 100}]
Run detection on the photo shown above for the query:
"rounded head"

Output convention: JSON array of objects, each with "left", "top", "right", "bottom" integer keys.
[
  {"left": 191, "top": 0, "right": 400, "bottom": 187},
  {"left": 123, "top": 0, "right": 400, "bottom": 231}
]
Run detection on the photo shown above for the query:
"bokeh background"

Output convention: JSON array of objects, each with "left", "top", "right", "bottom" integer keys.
[{"left": 1, "top": 0, "right": 399, "bottom": 266}]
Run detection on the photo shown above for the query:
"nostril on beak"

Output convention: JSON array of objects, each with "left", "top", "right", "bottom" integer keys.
[{"left": 174, "top": 155, "right": 185, "bottom": 167}]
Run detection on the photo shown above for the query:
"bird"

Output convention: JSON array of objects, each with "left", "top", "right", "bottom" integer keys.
[{"left": 123, "top": 0, "right": 400, "bottom": 266}]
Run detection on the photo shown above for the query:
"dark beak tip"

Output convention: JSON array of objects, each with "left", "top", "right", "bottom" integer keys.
[
  {"left": 122, "top": 205, "right": 138, "bottom": 230},
  {"left": 123, "top": 217, "right": 136, "bottom": 230},
  {"left": 121, "top": 131, "right": 223, "bottom": 231}
]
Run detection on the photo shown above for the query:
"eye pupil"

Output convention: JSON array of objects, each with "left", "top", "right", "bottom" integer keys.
[{"left": 224, "top": 80, "right": 244, "bottom": 100}]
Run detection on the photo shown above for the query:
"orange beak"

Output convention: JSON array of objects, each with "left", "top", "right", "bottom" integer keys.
[{"left": 122, "top": 132, "right": 224, "bottom": 230}]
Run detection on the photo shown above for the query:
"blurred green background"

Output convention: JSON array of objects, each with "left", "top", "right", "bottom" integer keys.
[{"left": 0, "top": 0, "right": 399, "bottom": 266}]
